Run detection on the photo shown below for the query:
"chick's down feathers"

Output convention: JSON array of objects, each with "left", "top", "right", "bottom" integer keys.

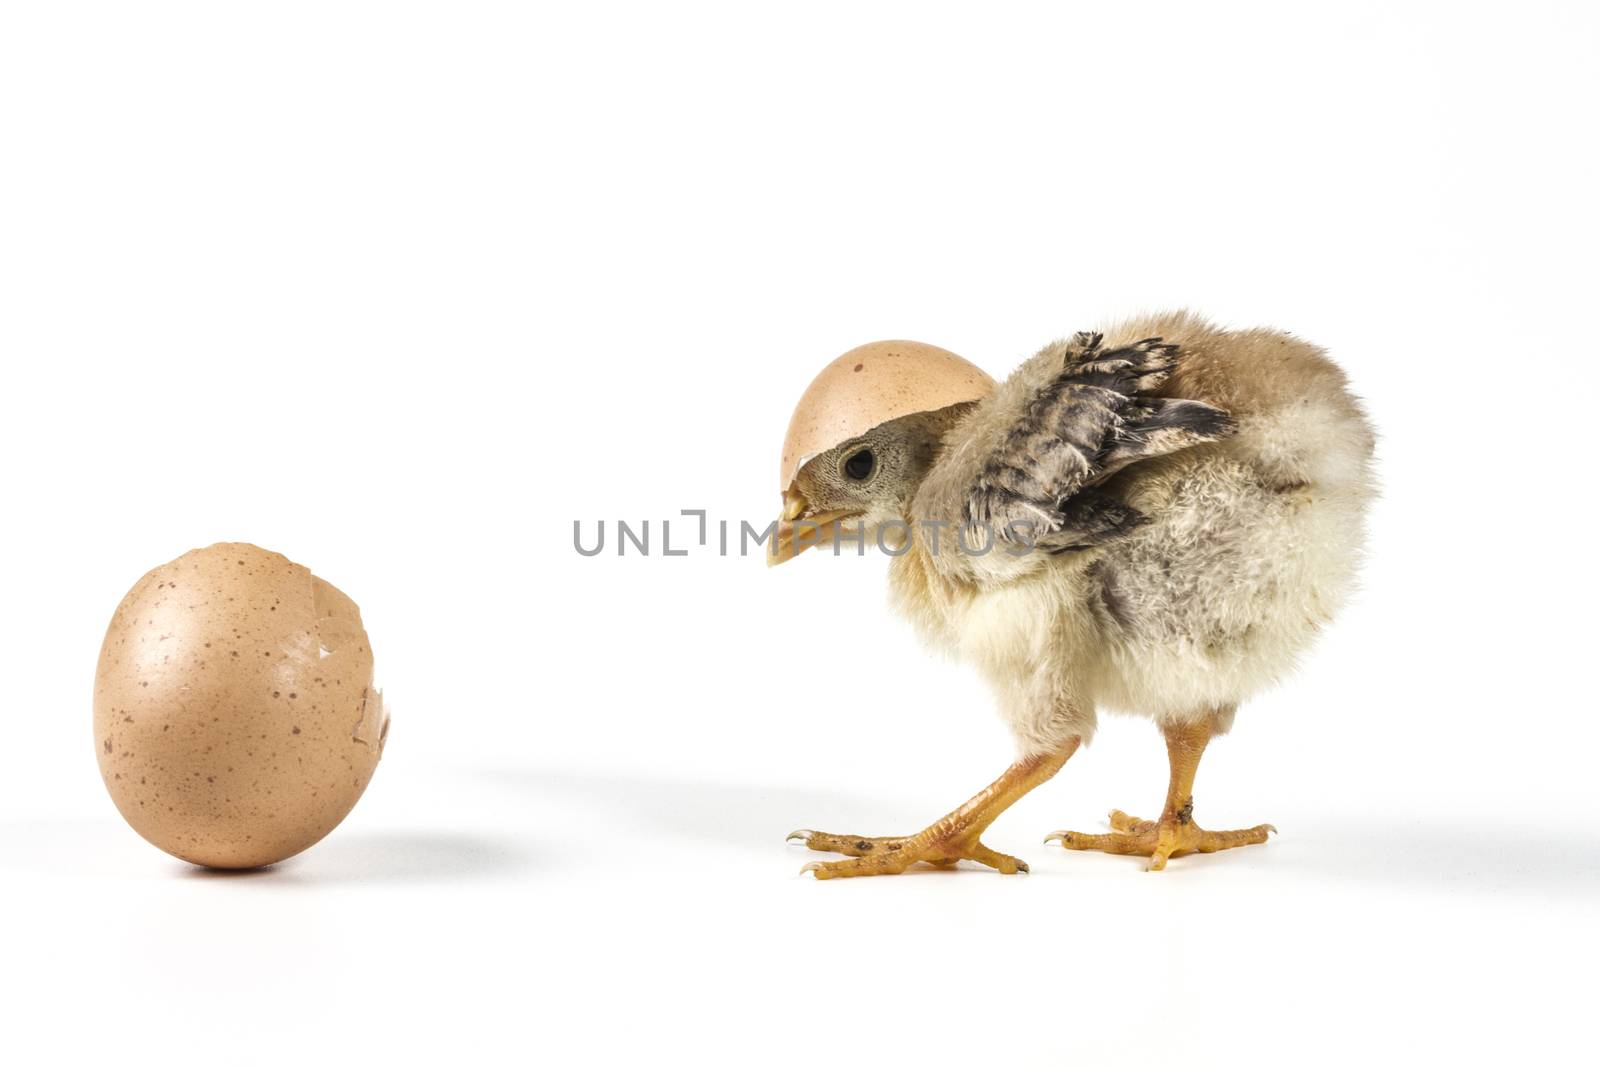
[{"left": 895, "top": 312, "right": 1375, "bottom": 753}]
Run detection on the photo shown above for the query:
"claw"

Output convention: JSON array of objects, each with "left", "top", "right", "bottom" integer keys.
[
  {"left": 1043, "top": 831, "right": 1069, "bottom": 846},
  {"left": 786, "top": 829, "right": 814, "bottom": 845},
  {"left": 799, "top": 861, "right": 824, "bottom": 877}
]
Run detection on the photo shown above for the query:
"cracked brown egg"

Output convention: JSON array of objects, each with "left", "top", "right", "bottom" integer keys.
[{"left": 94, "top": 543, "right": 388, "bottom": 868}]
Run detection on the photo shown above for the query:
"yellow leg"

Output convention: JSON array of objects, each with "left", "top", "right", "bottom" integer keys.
[
  {"left": 789, "top": 738, "right": 1080, "bottom": 879},
  {"left": 1045, "top": 712, "right": 1274, "bottom": 871}
]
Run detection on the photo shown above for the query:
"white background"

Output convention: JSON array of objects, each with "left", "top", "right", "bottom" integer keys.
[{"left": 2, "top": 2, "right": 1596, "bottom": 1064}]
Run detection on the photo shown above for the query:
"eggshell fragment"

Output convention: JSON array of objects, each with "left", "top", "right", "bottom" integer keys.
[
  {"left": 94, "top": 543, "right": 387, "bottom": 869},
  {"left": 779, "top": 340, "right": 995, "bottom": 489}
]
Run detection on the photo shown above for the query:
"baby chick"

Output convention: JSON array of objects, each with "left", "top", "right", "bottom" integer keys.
[{"left": 770, "top": 312, "right": 1375, "bottom": 877}]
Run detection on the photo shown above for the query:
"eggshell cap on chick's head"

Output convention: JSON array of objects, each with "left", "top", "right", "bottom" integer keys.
[{"left": 779, "top": 341, "right": 995, "bottom": 489}]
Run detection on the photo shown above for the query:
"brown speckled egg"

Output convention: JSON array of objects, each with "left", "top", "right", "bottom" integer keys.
[
  {"left": 778, "top": 340, "right": 995, "bottom": 490},
  {"left": 94, "top": 543, "right": 388, "bottom": 869}
]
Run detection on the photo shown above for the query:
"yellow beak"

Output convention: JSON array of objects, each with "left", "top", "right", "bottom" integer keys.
[{"left": 767, "top": 488, "right": 861, "bottom": 567}]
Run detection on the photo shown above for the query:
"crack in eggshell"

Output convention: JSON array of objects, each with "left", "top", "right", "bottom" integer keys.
[
  {"left": 312, "top": 575, "right": 386, "bottom": 752},
  {"left": 347, "top": 686, "right": 387, "bottom": 750}
]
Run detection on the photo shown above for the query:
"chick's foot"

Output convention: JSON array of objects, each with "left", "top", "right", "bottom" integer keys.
[
  {"left": 1045, "top": 807, "right": 1275, "bottom": 871},
  {"left": 786, "top": 742, "right": 1080, "bottom": 880},
  {"left": 787, "top": 827, "right": 1022, "bottom": 878}
]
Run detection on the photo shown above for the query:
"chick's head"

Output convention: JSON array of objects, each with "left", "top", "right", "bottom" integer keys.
[
  {"left": 769, "top": 340, "right": 994, "bottom": 566},
  {"left": 778, "top": 413, "right": 943, "bottom": 552}
]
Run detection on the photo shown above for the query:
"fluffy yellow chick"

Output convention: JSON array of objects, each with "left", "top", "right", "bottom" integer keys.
[{"left": 770, "top": 311, "right": 1375, "bottom": 877}]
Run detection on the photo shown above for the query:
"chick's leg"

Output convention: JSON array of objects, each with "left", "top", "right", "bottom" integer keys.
[
  {"left": 789, "top": 739, "right": 1079, "bottom": 879},
  {"left": 1045, "top": 712, "right": 1274, "bottom": 871}
]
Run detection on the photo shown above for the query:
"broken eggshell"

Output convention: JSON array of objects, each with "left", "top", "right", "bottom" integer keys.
[
  {"left": 777, "top": 340, "right": 995, "bottom": 491},
  {"left": 94, "top": 543, "right": 388, "bottom": 869}
]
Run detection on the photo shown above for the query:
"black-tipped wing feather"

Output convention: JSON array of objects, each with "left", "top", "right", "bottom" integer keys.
[{"left": 966, "top": 333, "right": 1233, "bottom": 551}]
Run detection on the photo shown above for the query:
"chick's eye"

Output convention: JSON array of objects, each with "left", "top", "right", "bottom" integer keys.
[{"left": 842, "top": 448, "right": 876, "bottom": 481}]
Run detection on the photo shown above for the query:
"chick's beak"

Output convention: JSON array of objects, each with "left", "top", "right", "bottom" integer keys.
[
  {"left": 782, "top": 489, "right": 808, "bottom": 522},
  {"left": 767, "top": 488, "right": 860, "bottom": 567}
]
